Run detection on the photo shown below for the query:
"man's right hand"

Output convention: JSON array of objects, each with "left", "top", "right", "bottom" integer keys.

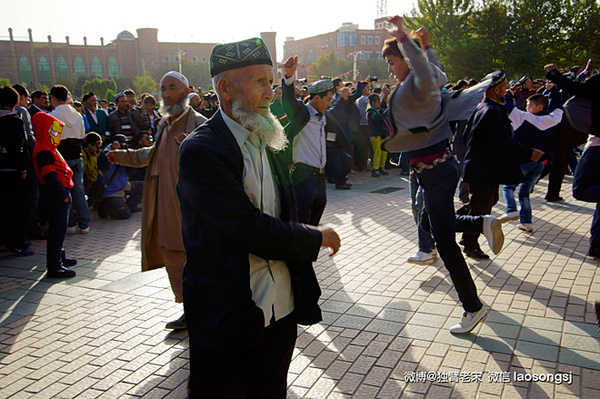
[
  {"left": 317, "top": 226, "right": 341, "bottom": 257},
  {"left": 283, "top": 56, "right": 298, "bottom": 79},
  {"left": 107, "top": 151, "right": 117, "bottom": 164},
  {"left": 530, "top": 149, "right": 544, "bottom": 162}
]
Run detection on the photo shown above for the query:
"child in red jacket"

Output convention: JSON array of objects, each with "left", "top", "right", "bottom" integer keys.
[{"left": 32, "top": 113, "right": 78, "bottom": 278}]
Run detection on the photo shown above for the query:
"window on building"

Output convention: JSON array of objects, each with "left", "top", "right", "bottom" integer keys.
[
  {"left": 19, "top": 55, "right": 32, "bottom": 87},
  {"left": 91, "top": 56, "right": 103, "bottom": 78},
  {"left": 361, "top": 36, "right": 366, "bottom": 45},
  {"left": 368, "top": 36, "right": 373, "bottom": 45},
  {"left": 56, "top": 56, "right": 68, "bottom": 79},
  {"left": 38, "top": 56, "right": 51, "bottom": 85},
  {"left": 322, "top": 40, "right": 325, "bottom": 48},
  {"left": 317, "top": 42, "right": 320, "bottom": 49},
  {"left": 74, "top": 56, "right": 86, "bottom": 76},
  {"left": 377, "top": 52, "right": 383, "bottom": 60},
  {"left": 108, "top": 56, "right": 119, "bottom": 78},
  {"left": 336, "top": 53, "right": 341, "bottom": 58},
  {"left": 337, "top": 31, "right": 357, "bottom": 47},
  {"left": 375, "top": 36, "right": 380, "bottom": 46},
  {"left": 330, "top": 39, "right": 333, "bottom": 47}
]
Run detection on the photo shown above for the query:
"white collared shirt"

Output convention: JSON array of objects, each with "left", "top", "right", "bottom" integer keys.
[
  {"left": 285, "top": 76, "right": 327, "bottom": 169},
  {"left": 221, "top": 109, "right": 294, "bottom": 326}
]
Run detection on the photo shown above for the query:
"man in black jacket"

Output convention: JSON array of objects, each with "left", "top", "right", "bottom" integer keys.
[
  {"left": 177, "top": 38, "right": 340, "bottom": 398},
  {"left": 462, "top": 71, "right": 544, "bottom": 259},
  {"left": 545, "top": 63, "right": 600, "bottom": 258},
  {"left": 0, "top": 86, "right": 32, "bottom": 255}
]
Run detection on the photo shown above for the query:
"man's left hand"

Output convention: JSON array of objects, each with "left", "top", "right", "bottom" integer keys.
[
  {"left": 530, "top": 149, "right": 544, "bottom": 162},
  {"left": 317, "top": 226, "right": 341, "bottom": 257}
]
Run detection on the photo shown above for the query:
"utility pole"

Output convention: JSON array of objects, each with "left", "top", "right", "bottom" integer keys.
[
  {"left": 177, "top": 46, "right": 185, "bottom": 74},
  {"left": 348, "top": 50, "right": 363, "bottom": 80}
]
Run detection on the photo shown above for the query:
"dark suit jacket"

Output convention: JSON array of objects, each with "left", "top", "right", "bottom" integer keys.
[
  {"left": 463, "top": 98, "right": 532, "bottom": 185},
  {"left": 177, "top": 111, "right": 323, "bottom": 353}
]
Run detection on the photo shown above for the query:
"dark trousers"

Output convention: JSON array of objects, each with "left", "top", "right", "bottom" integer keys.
[
  {"left": 39, "top": 185, "right": 70, "bottom": 269},
  {"left": 98, "top": 182, "right": 144, "bottom": 219},
  {"left": 188, "top": 313, "right": 297, "bottom": 399},
  {"left": 0, "top": 173, "right": 27, "bottom": 249},
  {"left": 461, "top": 183, "right": 499, "bottom": 250},
  {"left": 291, "top": 164, "right": 327, "bottom": 226},
  {"left": 353, "top": 125, "right": 371, "bottom": 171},
  {"left": 545, "top": 119, "right": 588, "bottom": 199},
  {"left": 572, "top": 146, "right": 600, "bottom": 248},
  {"left": 325, "top": 145, "right": 351, "bottom": 186},
  {"left": 416, "top": 157, "right": 482, "bottom": 312}
]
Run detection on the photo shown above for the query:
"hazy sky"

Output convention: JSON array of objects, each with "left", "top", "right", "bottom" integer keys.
[{"left": 1, "top": 0, "right": 416, "bottom": 61}]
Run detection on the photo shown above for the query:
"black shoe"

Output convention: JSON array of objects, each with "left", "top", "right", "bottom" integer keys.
[
  {"left": 372, "top": 170, "right": 381, "bottom": 178},
  {"left": 61, "top": 250, "right": 78, "bottom": 267},
  {"left": 165, "top": 314, "right": 186, "bottom": 330},
  {"left": 464, "top": 248, "right": 490, "bottom": 260},
  {"left": 47, "top": 266, "right": 76, "bottom": 278},
  {"left": 545, "top": 196, "right": 563, "bottom": 202},
  {"left": 589, "top": 245, "right": 600, "bottom": 260},
  {"left": 336, "top": 184, "right": 352, "bottom": 190},
  {"left": 379, "top": 168, "right": 389, "bottom": 176}
]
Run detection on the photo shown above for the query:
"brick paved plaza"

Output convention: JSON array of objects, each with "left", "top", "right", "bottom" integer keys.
[{"left": 1, "top": 170, "right": 599, "bottom": 398}]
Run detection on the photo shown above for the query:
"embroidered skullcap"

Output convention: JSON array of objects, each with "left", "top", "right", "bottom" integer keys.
[
  {"left": 187, "top": 92, "right": 200, "bottom": 100},
  {"left": 160, "top": 71, "right": 189, "bottom": 88},
  {"left": 114, "top": 92, "right": 126, "bottom": 102},
  {"left": 82, "top": 92, "right": 95, "bottom": 102},
  {"left": 488, "top": 70, "right": 507, "bottom": 89},
  {"left": 209, "top": 38, "right": 273, "bottom": 77},
  {"left": 308, "top": 79, "right": 334, "bottom": 95},
  {"left": 518, "top": 75, "right": 531, "bottom": 85}
]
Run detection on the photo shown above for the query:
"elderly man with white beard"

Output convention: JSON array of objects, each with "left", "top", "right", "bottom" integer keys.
[
  {"left": 107, "top": 71, "right": 206, "bottom": 330},
  {"left": 177, "top": 38, "right": 341, "bottom": 398}
]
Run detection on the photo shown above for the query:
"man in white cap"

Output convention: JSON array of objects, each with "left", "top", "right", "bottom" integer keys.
[
  {"left": 107, "top": 71, "right": 207, "bottom": 330},
  {"left": 188, "top": 92, "right": 201, "bottom": 112}
]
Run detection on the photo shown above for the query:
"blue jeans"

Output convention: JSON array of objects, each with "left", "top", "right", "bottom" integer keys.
[
  {"left": 573, "top": 146, "right": 600, "bottom": 247},
  {"left": 66, "top": 158, "right": 91, "bottom": 229},
  {"left": 415, "top": 156, "right": 482, "bottom": 313},
  {"left": 502, "top": 161, "right": 545, "bottom": 224},
  {"left": 410, "top": 172, "right": 435, "bottom": 253}
]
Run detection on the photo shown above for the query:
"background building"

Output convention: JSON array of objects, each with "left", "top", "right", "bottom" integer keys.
[
  {"left": 283, "top": 18, "right": 388, "bottom": 78},
  {"left": 0, "top": 28, "right": 277, "bottom": 91}
]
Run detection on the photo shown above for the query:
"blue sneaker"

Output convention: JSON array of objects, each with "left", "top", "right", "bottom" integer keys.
[{"left": 9, "top": 247, "right": 35, "bottom": 256}]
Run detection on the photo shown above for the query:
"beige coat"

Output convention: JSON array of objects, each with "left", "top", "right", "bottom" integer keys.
[{"left": 114, "top": 106, "right": 207, "bottom": 271}]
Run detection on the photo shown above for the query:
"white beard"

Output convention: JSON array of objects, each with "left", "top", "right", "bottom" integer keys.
[
  {"left": 231, "top": 100, "right": 288, "bottom": 152},
  {"left": 159, "top": 98, "right": 189, "bottom": 117}
]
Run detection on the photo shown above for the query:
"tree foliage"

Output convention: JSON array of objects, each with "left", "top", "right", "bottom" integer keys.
[
  {"left": 82, "top": 78, "right": 117, "bottom": 99},
  {"left": 407, "top": 0, "right": 600, "bottom": 81},
  {"left": 308, "top": 51, "right": 352, "bottom": 79},
  {"left": 133, "top": 72, "right": 157, "bottom": 96},
  {"left": 151, "top": 60, "right": 211, "bottom": 91},
  {"left": 0, "top": 77, "right": 11, "bottom": 86}
]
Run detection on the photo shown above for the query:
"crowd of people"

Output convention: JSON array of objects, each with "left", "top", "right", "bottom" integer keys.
[{"left": 0, "top": 14, "right": 599, "bottom": 398}]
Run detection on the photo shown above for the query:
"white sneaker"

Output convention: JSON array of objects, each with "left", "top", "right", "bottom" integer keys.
[
  {"left": 66, "top": 226, "right": 78, "bottom": 235},
  {"left": 450, "top": 306, "right": 489, "bottom": 334},
  {"left": 498, "top": 211, "right": 519, "bottom": 223},
  {"left": 517, "top": 223, "right": 534, "bottom": 232},
  {"left": 482, "top": 216, "right": 504, "bottom": 255},
  {"left": 79, "top": 227, "right": 90, "bottom": 235},
  {"left": 407, "top": 250, "right": 437, "bottom": 264}
]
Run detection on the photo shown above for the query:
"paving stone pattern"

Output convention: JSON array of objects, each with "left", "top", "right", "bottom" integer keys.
[{"left": 1, "top": 170, "right": 599, "bottom": 398}]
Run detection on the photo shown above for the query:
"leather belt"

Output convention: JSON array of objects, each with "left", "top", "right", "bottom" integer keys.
[{"left": 291, "top": 163, "right": 326, "bottom": 175}]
